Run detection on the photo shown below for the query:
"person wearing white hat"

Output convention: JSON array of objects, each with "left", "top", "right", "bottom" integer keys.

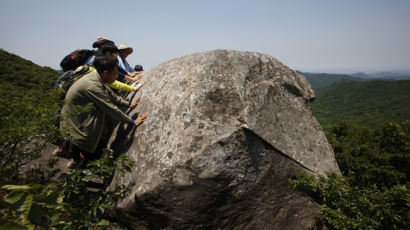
[{"left": 117, "top": 44, "right": 143, "bottom": 83}]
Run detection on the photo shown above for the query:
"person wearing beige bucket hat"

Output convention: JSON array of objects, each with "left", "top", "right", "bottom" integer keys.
[
  {"left": 117, "top": 43, "right": 144, "bottom": 87},
  {"left": 118, "top": 43, "right": 133, "bottom": 56}
]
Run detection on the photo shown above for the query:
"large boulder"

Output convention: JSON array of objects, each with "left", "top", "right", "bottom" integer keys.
[{"left": 108, "top": 50, "right": 340, "bottom": 229}]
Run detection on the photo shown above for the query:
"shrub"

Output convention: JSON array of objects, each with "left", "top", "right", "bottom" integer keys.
[
  {"left": 0, "top": 86, "right": 61, "bottom": 183},
  {"left": 290, "top": 173, "right": 409, "bottom": 230},
  {"left": 0, "top": 149, "right": 135, "bottom": 229}
]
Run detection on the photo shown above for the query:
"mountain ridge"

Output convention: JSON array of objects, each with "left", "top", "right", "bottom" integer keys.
[{"left": 0, "top": 48, "right": 59, "bottom": 89}]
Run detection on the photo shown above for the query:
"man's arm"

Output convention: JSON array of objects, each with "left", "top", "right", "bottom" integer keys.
[
  {"left": 84, "top": 86, "right": 132, "bottom": 123},
  {"left": 105, "top": 86, "right": 141, "bottom": 110},
  {"left": 103, "top": 87, "right": 145, "bottom": 125},
  {"left": 127, "top": 73, "right": 143, "bottom": 82},
  {"left": 129, "top": 96, "right": 141, "bottom": 109},
  {"left": 132, "top": 113, "right": 149, "bottom": 127},
  {"left": 105, "top": 80, "right": 134, "bottom": 92}
]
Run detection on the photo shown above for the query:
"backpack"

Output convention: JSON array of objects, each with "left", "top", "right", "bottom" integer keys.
[
  {"left": 55, "top": 65, "right": 93, "bottom": 91},
  {"left": 54, "top": 65, "right": 95, "bottom": 127},
  {"left": 60, "top": 49, "right": 94, "bottom": 72}
]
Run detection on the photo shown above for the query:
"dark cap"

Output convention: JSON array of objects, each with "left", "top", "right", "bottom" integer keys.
[
  {"left": 92, "top": 37, "right": 115, "bottom": 49},
  {"left": 134, "top": 65, "right": 144, "bottom": 71}
]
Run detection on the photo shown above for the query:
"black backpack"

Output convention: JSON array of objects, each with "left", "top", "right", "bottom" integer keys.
[{"left": 60, "top": 49, "right": 94, "bottom": 72}]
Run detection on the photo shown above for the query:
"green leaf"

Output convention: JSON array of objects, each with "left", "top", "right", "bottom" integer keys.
[
  {"left": 3, "top": 192, "right": 34, "bottom": 228},
  {"left": 0, "top": 219, "right": 29, "bottom": 230},
  {"left": 2, "top": 185, "right": 32, "bottom": 191},
  {"left": 36, "top": 190, "right": 61, "bottom": 207},
  {"left": 28, "top": 205, "right": 45, "bottom": 226},
  {"left": 98, "top": 219, "right": 110, "bottom": 226}
]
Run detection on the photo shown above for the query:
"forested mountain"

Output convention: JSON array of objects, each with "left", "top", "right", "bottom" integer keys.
[
  {"left": 299, "top": 71, "right": 365, "bottom": 89},
  {"left": 0, "top": 49, "right": 59, "bottom": 89},
  {"left": 312, "top": 79, "right": 410, "bottom": 128},
  {"left": 301, "top": 70, "right": 410, "bottom": 90}
]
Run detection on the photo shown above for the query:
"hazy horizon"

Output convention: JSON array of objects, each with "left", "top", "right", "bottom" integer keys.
[
  {"left": 2, "top": 47, "right": 410, "bottom": 76},
  {"left": 1, "top": 0, "right": 409, "bottom": 74}
]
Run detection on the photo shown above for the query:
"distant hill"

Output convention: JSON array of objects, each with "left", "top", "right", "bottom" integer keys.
[
  {"left": 351, "top": 71, "right": 410, "bottom": 80},
  {"left": 312, "top": 79, "right": 410, "bottom": 128},
  {"left": 299, "top": 71, "right": 365, "bottom": 89},
  {"left": 300, "top": 70, "right": 410, "bottom": 89},
  {"left": 0, "top": 48, "right": 59, "bottom": 89}
]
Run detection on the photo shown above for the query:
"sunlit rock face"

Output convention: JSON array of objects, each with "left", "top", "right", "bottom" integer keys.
[{"left": 108, "top": 49, "right": 340, "bottom": 229}]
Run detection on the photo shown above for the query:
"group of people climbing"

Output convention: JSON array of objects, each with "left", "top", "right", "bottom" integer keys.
[{"left": 53, "top": 37, "right": 148, "bottom": 169}]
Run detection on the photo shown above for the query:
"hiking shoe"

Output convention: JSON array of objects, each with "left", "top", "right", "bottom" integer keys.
[
  {"left": 53, "top": 146, "right": 72, "bottom": 159},
  {"left": 67, "top": 159, "right": 80, "bottom": 169},
  {"left": 67, "top": 153, "right": 86, "bottom": 169}
]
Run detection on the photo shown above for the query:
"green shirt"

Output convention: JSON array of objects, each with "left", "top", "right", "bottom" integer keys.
[{"left": 61, "top": 71, "right": 132, "bottom": 153}]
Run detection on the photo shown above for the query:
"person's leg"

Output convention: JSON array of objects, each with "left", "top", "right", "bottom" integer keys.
[
  {"left": 53, "top": 139, "right": 71, "bottom": 158},
  {"left": 66, "top": 133, "right": 109, "bottom": 169},
  {"left": 69, "top": 142, "right": 106, "bottom": 169},
  {"left": 74, "top": 154, "right": 88, "bottom": 169},
  {"left": 68, "top": 142, "right": 83, "bottom": 162},
  {"left": 64, "top": 141, "right": 87, "bottom": 169},
  {"left": 95, "top": 139, "right": 107, "bottom": 159}
]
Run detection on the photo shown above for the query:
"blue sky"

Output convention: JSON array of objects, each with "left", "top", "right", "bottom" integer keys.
[{"left": 1, "top": 0, "right": 409, "bottom": 73}]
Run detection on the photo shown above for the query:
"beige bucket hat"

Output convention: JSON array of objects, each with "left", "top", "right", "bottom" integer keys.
[{"left": 117, "top": 43, "right": 133, "bottom": 55}]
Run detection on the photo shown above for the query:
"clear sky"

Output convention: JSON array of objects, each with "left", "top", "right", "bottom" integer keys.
[{"left": 1, "top": 0, "right": 409, "bottom": 73}]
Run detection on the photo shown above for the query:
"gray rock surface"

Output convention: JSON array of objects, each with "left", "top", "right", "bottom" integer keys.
[{"left": 108, "top": 50, "right": 339, "bottom": 229}]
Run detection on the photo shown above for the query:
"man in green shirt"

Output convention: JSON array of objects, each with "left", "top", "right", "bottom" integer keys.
[{"left": 59, "top": 55, "right": 148, "bottom": 168}]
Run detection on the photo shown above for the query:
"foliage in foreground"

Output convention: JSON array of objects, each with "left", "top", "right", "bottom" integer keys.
[
  {"left": 290, "top": 121, "right": 410, "bottom": 229},
  {"left": 0, "top": 150, "right": 135, "bottom": 229},
  {"left": 327, "top": 120, "right": 409, "bottom": 188},
  {"left": 290, "top": 173, "right": 409, "bottom": 230}
]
